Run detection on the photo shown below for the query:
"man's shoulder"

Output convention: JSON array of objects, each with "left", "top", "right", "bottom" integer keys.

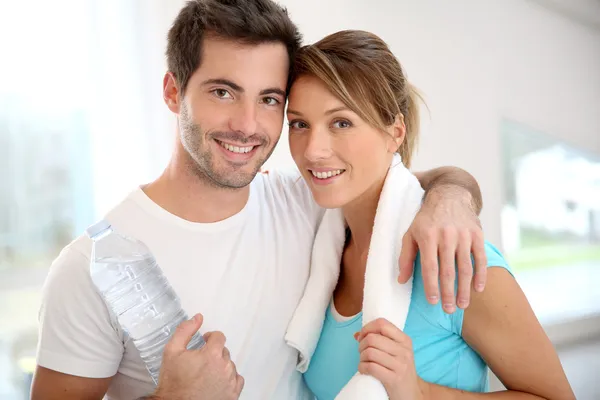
[
  {"left": 255, "top": 167, "right": 313, "bottom": 201},
  {"left": 104, "top": 187, "right": 148, "bottom": 223},
  {"left": 40, "top": 236, "right": 92, "bottom": 297},
  {"left": 55, "top": 189, "right": 145, "bottom": 266},
  {"left": 255, "top": 167, "right": 302, "bottom": 187},
  {"left": 255, "top": 168, "right": 324, "bottom": 232},
  {"left": 254, "top": 168, "right": 323, "bottom": 220}
]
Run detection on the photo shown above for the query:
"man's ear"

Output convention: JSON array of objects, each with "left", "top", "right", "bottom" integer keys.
[
  {"left": 163, "top": 72, "right": 181, "bottom": 114},
  {"left": 387, "top": 113, "right": 406, "bottom": 153}
]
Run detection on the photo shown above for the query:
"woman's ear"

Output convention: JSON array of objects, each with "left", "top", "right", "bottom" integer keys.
[{"left": 387, "top": 113, "right": 406, "bottom": 153}]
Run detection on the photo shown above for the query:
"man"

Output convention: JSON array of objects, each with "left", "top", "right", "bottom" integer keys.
[{"left": 31, "top": 1, "right": 486, "bottom": 399}]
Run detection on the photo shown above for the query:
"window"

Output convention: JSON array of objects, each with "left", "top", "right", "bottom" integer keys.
[
  {"left": 0, "top": 1, "right": 163, "bottom": 397},
  {"left": 501, "top": 119, "right": 600, "bottom": 325}
]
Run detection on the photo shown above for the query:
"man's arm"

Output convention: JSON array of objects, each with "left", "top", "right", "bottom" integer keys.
[
  {"left": 31, "top": 246, "right": 124, "bottom": 400},
  {"left": 414, "top": 166, "right": 482, "bottom": 215},
  {"left": 31, "top": 367, "right": 112, "bottom": 400},
  {"left": 399, "top": 166, "right": 487, "bottom": 314}
]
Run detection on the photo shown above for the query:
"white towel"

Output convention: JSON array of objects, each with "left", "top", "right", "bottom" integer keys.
[{"left": 284, "top": 153, "right": 425, "bottom": 399}]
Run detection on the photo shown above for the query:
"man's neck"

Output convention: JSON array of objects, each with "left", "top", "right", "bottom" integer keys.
[{"left": 143, "top": 153, "right": 250, "bottom": 224}]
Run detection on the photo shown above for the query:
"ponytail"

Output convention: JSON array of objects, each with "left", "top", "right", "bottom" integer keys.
[{"left": 397, "top": 82, "right": 423, "bottom": 169}]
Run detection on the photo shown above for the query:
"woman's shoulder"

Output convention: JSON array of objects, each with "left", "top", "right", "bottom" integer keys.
[
  {"left": 482, "top": 241, "right": 512, "bottom": 273},
  {"left": 408, "top": 241, "right": 513, "bottom": 335},
  {"left": 411, "top": 240, "right": 513, "bottom": 291}
]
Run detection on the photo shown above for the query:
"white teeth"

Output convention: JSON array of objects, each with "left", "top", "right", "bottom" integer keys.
[
  {"left": 310, "top": 169, "right": 344, "bottom": 179},
  {"left": 218, "top": 141, "right": 254, "bottom": 154}
]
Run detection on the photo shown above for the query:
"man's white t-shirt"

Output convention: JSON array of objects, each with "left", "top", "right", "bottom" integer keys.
[{"left": 36, "top": 170, "right": 323, "bottom": 399}]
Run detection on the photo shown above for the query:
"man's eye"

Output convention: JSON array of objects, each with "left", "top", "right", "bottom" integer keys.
[
  {"left": 213, "top": 89, "right": 232, "bottom": 99},
  {"left": 262, "top": 97, "right": 280, "bottom": 106}
]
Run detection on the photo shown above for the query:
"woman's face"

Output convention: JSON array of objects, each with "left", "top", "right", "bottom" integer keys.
[{"left": 287, "top": 75, "right": 402, "bottom": 209}]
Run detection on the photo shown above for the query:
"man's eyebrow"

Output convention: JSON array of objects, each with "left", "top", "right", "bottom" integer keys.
[
  {"left": 201, "top": 78, "right": 243, "bottom": 92},
  {"left": 260, "top": 88, "right": 286, "bottom": 98},
  {"left": 201, "top": 79, "right": 286, "bottom": 99}
]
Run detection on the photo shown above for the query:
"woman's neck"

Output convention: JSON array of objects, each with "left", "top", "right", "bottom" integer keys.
[
  {"left": 341, "top": 177, "right": 386, "bottom": 273},
  {"left": 333, "top": 177, "right": 386, "bottom": 316}
]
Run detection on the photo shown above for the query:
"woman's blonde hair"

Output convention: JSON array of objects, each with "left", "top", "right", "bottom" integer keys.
[{"left": 291, "top": 30, "right": 423, "bottom": 167}]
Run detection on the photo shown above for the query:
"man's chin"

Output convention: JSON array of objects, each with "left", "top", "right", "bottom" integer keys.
[{"left": 209, "top": 165, "right": 261, "bottom": 189}]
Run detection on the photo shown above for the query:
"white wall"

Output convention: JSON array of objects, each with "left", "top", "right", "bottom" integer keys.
[
  {"left": 137, "top": 0, "right": 600, "bottom": 248},
  {"left": 268, "top": 0, "right": 600, "bottom": 247}
]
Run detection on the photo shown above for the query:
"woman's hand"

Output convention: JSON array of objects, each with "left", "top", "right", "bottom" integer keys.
[{"left": 356, "top": 318, "right": 430, "bottom": 400}]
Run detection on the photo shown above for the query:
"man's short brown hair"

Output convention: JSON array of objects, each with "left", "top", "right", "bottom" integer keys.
[{"left": 166, "top": 0, "right": 302, "bottom": 95}]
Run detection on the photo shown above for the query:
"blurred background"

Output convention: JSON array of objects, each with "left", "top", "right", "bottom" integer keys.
[{"left": 0, "top": 0, "right": 599, "bottom": 398}]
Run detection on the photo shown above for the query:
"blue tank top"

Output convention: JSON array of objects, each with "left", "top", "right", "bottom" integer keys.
[{"left": 303, "top": 241, "right": 512, "bottom": 399}]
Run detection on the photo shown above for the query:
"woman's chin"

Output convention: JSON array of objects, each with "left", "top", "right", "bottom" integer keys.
[{"left": 313, "top": 193, "right": 349, "bottom": 209}]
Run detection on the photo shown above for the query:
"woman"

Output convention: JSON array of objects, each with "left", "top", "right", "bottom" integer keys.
[{"left": 285, "top": 30, "right": 575, "bottom": 399}]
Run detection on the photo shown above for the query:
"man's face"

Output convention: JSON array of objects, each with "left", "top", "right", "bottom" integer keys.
[{"left": 169, "top": 36, "right": 289, "bottom": 188}]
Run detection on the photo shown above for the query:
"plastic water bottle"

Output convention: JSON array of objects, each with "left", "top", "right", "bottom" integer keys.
[{"left": 86, "top": 219, "right": 205, "bottom": 384}]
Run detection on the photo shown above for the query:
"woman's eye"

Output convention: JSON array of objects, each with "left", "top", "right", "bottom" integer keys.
[
  {"left": 332, "top": 120, "right": 352, "bottom": 129},
  {"left": 289, "top": 121, "right": 308, "bottom": 129}
]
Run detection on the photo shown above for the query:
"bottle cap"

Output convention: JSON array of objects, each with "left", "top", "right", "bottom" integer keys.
[{"left": 86, "top": 219, "right": 112, "bottom": 239}]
